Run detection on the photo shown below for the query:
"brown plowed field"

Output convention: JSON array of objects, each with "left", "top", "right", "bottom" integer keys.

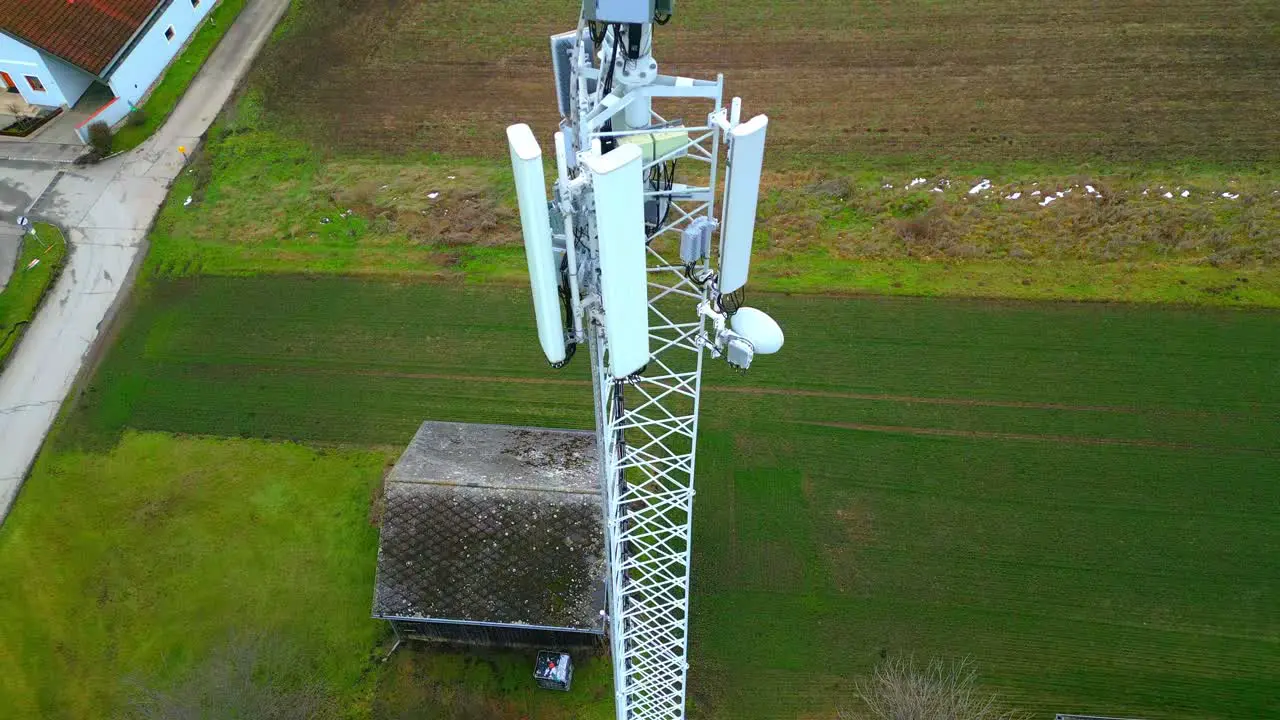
[{"left": 253, "top": 0, "right": 1280, "bottom": 164}]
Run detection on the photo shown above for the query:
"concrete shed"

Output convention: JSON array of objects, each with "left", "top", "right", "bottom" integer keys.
[{"left": 372, "top": 421, "right": 606, "bottom": 648}]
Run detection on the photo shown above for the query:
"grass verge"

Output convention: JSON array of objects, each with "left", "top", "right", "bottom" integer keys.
[
  {"left": 112, "top": 0, "right": 250, "bottom": 151},
  {"left": 0, "top": 223, "right": 67, "bottom": 369}
]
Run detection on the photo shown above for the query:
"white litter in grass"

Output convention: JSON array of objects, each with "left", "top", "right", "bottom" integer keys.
[
  {"left": 1222, "top": 192, "right": 1240, "bottom": 200},
  {"left": 909, "top": 177, "right": 928, "bottom": 188},
  {"left": 183, "top": 196, "right": 193, "bottom": 207},
  {"left": 26, "top": 258, "right": 40, "bottom": 270},
  {"left": 1180, "top": 190, "right": 1190, "bottom": 198},
  {"left": 428, "top": 191, "right": 440, "bottom": 199},
  {"left": 1142, "top": 189, "right": 1149, "bottom": 196},
  {"left": 380, "top": 184, "right": 389, "bottom": 190},
  {"left": 1005, "top": 192, "right": 1022, "bottom": 200},
  {"left": 883, "top": 183, "right": 894, "bottom": 189},
  {"left": 1163, "top": 192, "right": 1174, "bottom": 199},
  {"left": 1031, "top": 190, "right": 1041, "bottom": 197},
  {"left": 447, "top": 175, "right": 456, "bottom": 180},
  {"left": 969, "top": 179, "right": 991, "bottom": 195},
  {"left": 1040, "top": 196, "right": 1057, "bottom": 207},
  {"left": 931, "top": 187, "right": 944, "bottom": 193},
  {"left": 1086, "top": 185, "right": 1097, "bottom": 194},
  {"left": 321, "top": 217, "right": 331, "bottom": 224}
]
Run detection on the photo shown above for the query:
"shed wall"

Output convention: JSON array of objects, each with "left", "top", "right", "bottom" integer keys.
[{"left": 389, "top": 619, "right": 604, "bottom": 649}]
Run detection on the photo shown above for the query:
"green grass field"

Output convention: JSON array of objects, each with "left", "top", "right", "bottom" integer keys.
[{"left": 12, "top": 276, "right": 1273, "bottom": 719}]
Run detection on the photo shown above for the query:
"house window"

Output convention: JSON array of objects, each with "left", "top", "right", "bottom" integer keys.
[
  {"left": 25, "top": 76, "right": 45, "bottom": 92},
  {"left": 164, "top": 26, "right": 176, "bottom": 42}
]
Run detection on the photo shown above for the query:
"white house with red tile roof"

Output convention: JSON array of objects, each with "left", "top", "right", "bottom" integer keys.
[{"left": 0, "top": 0, "right": 216, "bottom": 134}]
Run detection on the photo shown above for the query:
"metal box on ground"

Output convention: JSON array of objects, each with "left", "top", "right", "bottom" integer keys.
[
  {"left": 372, "top": 422, "right": 606, "bottom": 648},
  {"left": 534, "top": 650, "right": 574, "bottom": 691}
]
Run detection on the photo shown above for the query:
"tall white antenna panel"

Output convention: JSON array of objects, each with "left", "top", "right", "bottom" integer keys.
[
  {"left": 507, "top": 123, "right": 566, "bottom": 366},
  {"left": 718, "top": 114, "right": 769, "bottom": 294},
  {"left": 588, "top": 144, "right": 650, "bottom": 378}
]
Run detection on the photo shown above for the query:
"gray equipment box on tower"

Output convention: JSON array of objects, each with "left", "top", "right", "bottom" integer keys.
[{"left": 583, "top": 0, "right": 654, "bottom": 24}]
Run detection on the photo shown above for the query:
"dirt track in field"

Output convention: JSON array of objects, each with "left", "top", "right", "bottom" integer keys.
[
  {"left": 795, "top": 420, "right": 1276, "bottom": 454},
  {"left": 254, "top": 0, "right": 1280, "bottom": 164}
]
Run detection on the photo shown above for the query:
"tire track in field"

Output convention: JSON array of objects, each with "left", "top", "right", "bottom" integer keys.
[
  {"left": 331, "top": 368, "right": 1218, "bottom": 418},
  {"left": 187, "top": 365, "right": 1262, "bottom": 436},
  {"left": 705, "top": 384, "right": 1216, "bottom": 417},
  {"left": 795, "top": 420, "right": 1277, "bottom": 456}
]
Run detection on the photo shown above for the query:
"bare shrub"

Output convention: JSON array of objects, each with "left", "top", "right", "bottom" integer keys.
[
  {"left": 331, "top": 179, "right": 380, "bottom": 214},
  {"left": 842, "top": 657, "right": 1028, "bottom": 720},
  {"left": 944, "top": 243, "right": 985, "bottom": 259},
  {"left": 896, "top": 208, "right": 954, "bottom": 247},
  {"left": 807, "top": 176, "right": 857, "bottom": 201}
]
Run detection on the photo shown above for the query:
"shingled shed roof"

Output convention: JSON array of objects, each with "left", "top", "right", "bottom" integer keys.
[
  {"left": 373, "top": 422, "right": 606, "bottom": 633},
  {"left": 0, "top": 0, "right": 164, "bottom": 75}
]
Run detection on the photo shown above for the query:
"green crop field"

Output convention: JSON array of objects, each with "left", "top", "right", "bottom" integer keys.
[{"left": 5, "top": 276, "right": 1270, "bottom": 719}]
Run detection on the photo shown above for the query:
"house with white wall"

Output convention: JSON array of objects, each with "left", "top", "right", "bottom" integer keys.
[{"left": 0, "top": 0, "right": 217, "bottom": 139}]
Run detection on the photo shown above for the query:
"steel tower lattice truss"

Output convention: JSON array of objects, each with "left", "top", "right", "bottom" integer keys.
[{"left": 506, "top": 5, "right": 781, "bottom": 718}]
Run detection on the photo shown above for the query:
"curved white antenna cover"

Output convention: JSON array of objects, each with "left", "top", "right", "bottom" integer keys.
[
  {"left": 507, "top": 123, "right": 565, "bottom": 366},
  {"left": 588, "top": 144, "right": 650, "bottom": 379},
  {"left": 730, "top": 306, "right": 783, "bottom": 355},
  {"left": 719, "top": 114, "right": 768, "bottom": 294}
]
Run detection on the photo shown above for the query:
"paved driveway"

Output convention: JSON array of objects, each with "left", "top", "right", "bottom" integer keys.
[{"left": 0, "top": 0, "right": 292, "bottom": 520}]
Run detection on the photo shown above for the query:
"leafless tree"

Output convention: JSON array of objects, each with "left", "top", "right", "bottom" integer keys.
[{"left": 841, "top": 656, "right": 1028, "bottom": 720}]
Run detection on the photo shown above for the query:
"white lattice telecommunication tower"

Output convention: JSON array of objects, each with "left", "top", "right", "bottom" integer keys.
[{"left": 506, "top": 2, "right": 782, "bottom": 717}]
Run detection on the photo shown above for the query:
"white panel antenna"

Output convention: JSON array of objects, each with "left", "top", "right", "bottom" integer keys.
[
  {"left": 506, "top": 123, "right": 567, "bottom": 366},
  {"left": 588, "top": 144, "right": 650, "bottom": 378},
  {"left": 718, "top": 114, "right": 769, "bottom": 294}
]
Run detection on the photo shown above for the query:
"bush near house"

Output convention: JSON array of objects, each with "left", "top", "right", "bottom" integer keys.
[{"left": 86, "top": 121, "right": 113, "bottom": 155}]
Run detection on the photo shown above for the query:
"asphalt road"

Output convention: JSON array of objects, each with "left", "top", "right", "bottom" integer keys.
[{"left": 0, "top": 0, "right": 292, "bottom": 520}]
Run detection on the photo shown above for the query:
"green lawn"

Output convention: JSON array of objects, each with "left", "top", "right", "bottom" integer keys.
[
  {"left": 0, "top": 223, "right": 67, "bottom": 368},
  {"left": 0, "top": 430, "right": 615, "bottom": 719},
  {"left": 27, "top": 276, "right": 1280, "bottom": 719},
  {"left": 112, "top": 0, "right": 250, "bottom": 151}
]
